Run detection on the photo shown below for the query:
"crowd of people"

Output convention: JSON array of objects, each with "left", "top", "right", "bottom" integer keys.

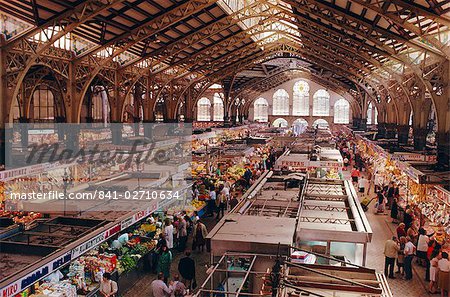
[
  {"left": 149, "top": 212, "right": 205, "bottom": 297},
  {"left": 336, "top": 132, "right": 450, "bottom": 296}
]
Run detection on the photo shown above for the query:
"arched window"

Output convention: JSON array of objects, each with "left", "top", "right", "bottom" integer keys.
[
  {"left": 254, "top": 97, "right": 269, "bottom": 122},
  {"left": 197, "top": 97, "right": 211, "bottom": 121},
  {"left": 32, "top": 86, "right": 55, "bottom": 122},
  {"left": 334, "top": 99, "right": 350, "bottom": 124},
  {"left": 293, "top": 118, "right": 308, "bottom": 135},
  {"left": 367, "top": 102, "right": 373, "bottom": 125},
  {"left": 374, "top": 105, "right": 378, "bottom": 125},
  {"left": 313, "top": 89, "right": 330, "bottom": 116},
  {"left": 272, "top": 118, "right": 288, "bottom": 128},
  {"left": 273, "top": 89, "right": 289, "bottom": 115},
  {"left": 313, "top": 119, "right": 329, "bottom": 128},
  {"left": 91, "top": 86, "right": 110, "bottom": 123},
  {"left": 213, "top": 93, "right": 224, "bottom": 121},
  {"left": 293, "top": 81, "right": 309, "bottom": 116}
]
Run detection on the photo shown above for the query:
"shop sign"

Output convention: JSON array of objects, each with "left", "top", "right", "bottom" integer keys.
[
  {"left": 28, "top": 129, "right": 55, "bottom": 135},
  {"left": 71, "top": 224, "right": 121, "bottom": 259},
  {"left": 281, "top": 161, "right": 307, "bottom": 167},
  {"left": 0, "top": 168, "right": 28, "bottom": 181},
  {"left": 392, "top": 153, "right": 437, "bottom": 162},
  {"left": 120, "top": 217, "right": 134, "bottom": 230},
  {"left": 318, "top": 161, "right": 341, "bottom": 168},
  {"left": 0, "top": 206, "right": 157, "bottom": 297},
  {"left": 1, "top": 252, "right": 72, "bottom": 297}
]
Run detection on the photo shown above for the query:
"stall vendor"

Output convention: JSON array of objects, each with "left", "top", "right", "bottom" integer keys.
[{"left": 118, "top": 232, "right": 136, "bottom": 247}]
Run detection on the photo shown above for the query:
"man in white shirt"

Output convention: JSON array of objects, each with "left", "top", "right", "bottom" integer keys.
[
  {"left": 151, "top": 272, "right": 172, "bottom": 297},
  {"left": 403, "top": 236, "right": 416, "bottom": 280},
  {"left": 358, "top": 177, "right": 368, "bottom": 195}
]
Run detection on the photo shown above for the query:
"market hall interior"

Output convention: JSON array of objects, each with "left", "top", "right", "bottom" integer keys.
[{"left": 0, "top": 0, "right": 449, "bottom": 297}]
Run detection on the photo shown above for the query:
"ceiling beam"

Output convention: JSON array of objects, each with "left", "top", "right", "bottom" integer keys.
[
  {"left": 3, "top": 0, "right": 125, "bottom": 49},
  {"left": 74, "top": 0, "right": 218, "bottom": 63},
  {"left": 297, "top": 0, "right": 438, "bottom": 56},
  {"left": 120, "top": 0, "right": 273, "bottom": 70},
  {"left": 344, "top": 0, "right": 449, "bottom": 58}
]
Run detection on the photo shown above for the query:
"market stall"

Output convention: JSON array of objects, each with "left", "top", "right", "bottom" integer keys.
[
  {"left": 195, "top": 250, "right": 393, "bottom": 297},
  {"left": 356, "top": 135, "right": 450, "bottom": 243},
  {"left": 296, "top": 178, "right": 373, "bottom": 266}
]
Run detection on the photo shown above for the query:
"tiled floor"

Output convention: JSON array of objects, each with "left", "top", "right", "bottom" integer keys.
[
  {"left": 363, "top": 203, "right": 429, "bottom": 297},
  {"left": 347, "top": 168, "right": 430, "bottom": 297}
]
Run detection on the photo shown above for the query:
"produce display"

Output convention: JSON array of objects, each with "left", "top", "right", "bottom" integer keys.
[
  {"left": 325, "top": 169, "right": 340, "bottom": 180},
  {"left": 0, "top": 210, "right": 42, "bottom": 225},
  {"left": 117, "top": 241, "right": 157, "bottom": 274},
  {"left": 31, "top": 281, "right": 77, "bottom": 297}
]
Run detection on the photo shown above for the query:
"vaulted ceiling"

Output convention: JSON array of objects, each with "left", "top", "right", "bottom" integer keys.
[{"left": 1, "top": 0, "right": 449, "bottom": 107}]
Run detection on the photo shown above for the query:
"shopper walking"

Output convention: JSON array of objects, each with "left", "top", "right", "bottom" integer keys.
[
  {"left": 178, "top": 251, "right": 196, "bottom": 290},
  {"left": 384, "top": 236, "right": 399, "bottom": 279},
  {"left": 397, "top": 223, "right": 407, "bottom": 239},
  {"left": 207, "top": 186, "right": 217, "bottom": 217},
  {"left": 375, "top": 192, "right": 386, "bottom": 214},
  {"left": 404, "top": 206, "right": 414, "bottom": 231},
  {"left": 151, "top": 272, "right": 172, "bottom": 297},
  {"left": 358, "top": 176, "right": 368, "bottom": 196},
  {"left": 192, "top": 220, "right": 208, "bottom": 252},
  {"left": 177, "top": 216, "right": 188, "bottom": 252},
  {"left": 216, "top": 190, "right": 227, "bottom": 220},
  {"left": 157, "top": 246, "right": 173, "bottom": 283},
  {"left": 396, "top": 236, "right": 406, "bottom": 275},
  {"left": 439, "top": 252, "right": 450, "bottom": 297},
  {"left": 404, "top": 236, "right": 416, "bottom": 280},
  {"left": 350, "top": 167, "right": 360, "bottom": 183},
  {"left": 164, "top": 218, "right": 174, "bottom": 250},
  {"left": 229, "top": 195, "right": 239, "bottom": 210},
  {"left": 390, "top": 197, "right": 399, "bottom": 223},
  {"left": 429, "top": 249, "right": 441, "bottom": 294},
  {"left": 170, "top": 275, "right": 186, "bottom": 297},
  {"left": 99, "top": 272, "right": 118, "bottom": 297},
  {"left": 417, "top": 228, "right": 429, "bottom": 268}
]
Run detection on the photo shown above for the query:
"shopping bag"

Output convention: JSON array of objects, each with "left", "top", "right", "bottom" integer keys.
[{"left": 374, "top": 202, "right": 378, "bottom": 209}]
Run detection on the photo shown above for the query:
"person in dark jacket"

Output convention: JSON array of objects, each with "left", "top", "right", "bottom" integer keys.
[{"left": 178, "top": 250, "right": 196, "bottom": 290}]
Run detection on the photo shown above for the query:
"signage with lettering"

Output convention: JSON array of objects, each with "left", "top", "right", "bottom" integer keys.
[
  {"left": 392, "top": 153, "right": 437, "bottom": 163},
  {"left": 0, "top": 205, "right": 157, "bottom": 297}
]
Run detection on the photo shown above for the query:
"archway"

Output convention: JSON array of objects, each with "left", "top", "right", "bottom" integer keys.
[
  {"left": 272, "top": 118, "right": 288, "bottom": 128},
  {"left": 292, "top": 118, "right": 308, "bottom": 135},
  {"left": 253, "top": 97, "right": 269, "bottom": 122},
  {"left": 273, "top": 89, "right": 289, "bottom": 115},
  {"left": 313, "top": 119, "right": 329, "bottom": 128},
  {"left": 197, "top": 97, "right": 211, "bottom": 121},
  {"left": 313, "top": 89, "right": 330, "bottom": 116},
  {"left": 80, "top": 77, "right": 112, "bottom": 124},
  {"left": 213, "top": 93, "right": 224, "bottom": 121},
  {"left": 334, "top": 99, "right": 350, "bottom": 124}
]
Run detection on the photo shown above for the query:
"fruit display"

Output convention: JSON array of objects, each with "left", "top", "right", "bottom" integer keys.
[
  {"left": 0, "top": 210, "right": 42, "bottom": 226},
  {"left": 191, "top": 199, "right": 206, "bottom": 209},
  {"left": 325, "top": 169, "right": 340, "bottom": 180},
  {"left": 226, "top": 165, "right": 246, "bottom": 181}
]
